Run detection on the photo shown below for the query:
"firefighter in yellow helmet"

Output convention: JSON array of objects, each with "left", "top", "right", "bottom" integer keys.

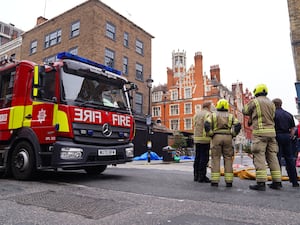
[
  {"left": 205, "top": 99, "right": 241, "bottom": 187},
  {"left": 242, "top": 84, "right": 282, "bottom": 191}
]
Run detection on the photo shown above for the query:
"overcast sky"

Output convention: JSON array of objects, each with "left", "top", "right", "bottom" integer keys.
[{"left": 2, "top": 0, "right": 298, "bottom": 117}]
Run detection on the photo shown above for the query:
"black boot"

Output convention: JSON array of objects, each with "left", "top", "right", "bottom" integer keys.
[
  {"left": 249, "top": 182, "right": 266, "bottom": 191},
  {"left": 268, "top": 182, "right": 282, "bottom": 190},
  {"left": 198, "top": 176, "right": 211, "bottom": 183}
]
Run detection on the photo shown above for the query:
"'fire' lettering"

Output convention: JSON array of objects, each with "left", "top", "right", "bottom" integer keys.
[
  {"left": 112, "top": 114, "right": 131, "bottom": 127},
  {"left": 74, "top": 108, "right": 102, "bottom": 123}
]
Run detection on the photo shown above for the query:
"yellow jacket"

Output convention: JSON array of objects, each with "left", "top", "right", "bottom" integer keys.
[
  {"left": 193, "top": 108, "right": 211, "bottom": 144},
  {"left": 242, "top": 96, "right": 276, "bottom": 137}
]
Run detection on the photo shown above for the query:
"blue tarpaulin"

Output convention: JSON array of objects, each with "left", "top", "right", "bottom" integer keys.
[
  {"left": 133, "top": 152, "right": 162, "bottom": 160},
  {"left": 133, "top": 152, "right": 195, "bottom": 161}
]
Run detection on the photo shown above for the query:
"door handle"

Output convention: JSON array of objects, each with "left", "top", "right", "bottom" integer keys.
[{"left": 25, "top": 114, "right": 32, "bottom": 119}]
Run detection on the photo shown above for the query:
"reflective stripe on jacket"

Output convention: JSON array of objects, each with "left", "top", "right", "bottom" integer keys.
[
  {"left": 210, "top": 111, "right": 240, "bottom": 136},
  {"left": 242, "top": 96, "right": 276, "bottom": 137}
]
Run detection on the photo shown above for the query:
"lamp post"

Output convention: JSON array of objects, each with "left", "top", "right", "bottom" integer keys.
[
  {"left": 163, "top": 91, "right": 167, "bottom": 126},
  {"left": 146, "top": 78, "right": 154, "bottom": 163}
]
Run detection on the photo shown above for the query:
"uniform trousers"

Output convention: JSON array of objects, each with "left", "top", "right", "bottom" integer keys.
[
  {"left": 211, "top": 134, "right": 234, "bottom": 184},
  {"left": 276, "top": 133, "right": 298, "bottom": 185},
  {"left": 193, "top": 143, "right": 210, "bottom": 179},
  {"left": 251, "top": 135, "right": 281, "bottom": 182}
]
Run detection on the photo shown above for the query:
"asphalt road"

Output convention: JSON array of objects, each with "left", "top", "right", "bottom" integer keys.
[{"left": 0, "top": 156, "right": 299, "bottom": 225}]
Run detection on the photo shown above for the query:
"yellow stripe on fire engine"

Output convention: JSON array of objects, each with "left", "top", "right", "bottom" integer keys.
[
  {"left": 57, "top": 110, "right": 70, "bottom": 132},
  {"left": 34, "top": 65, "right": 39, "bottom": 85},
  {"left": 9, "top": 106, "right": 26, "bottom": 129}
]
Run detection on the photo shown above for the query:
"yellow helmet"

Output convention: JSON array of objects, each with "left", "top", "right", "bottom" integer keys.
[
  {"left": 216, "top": 99, "right": 229, "bottom": 111},
  {"left": 253, "top": 84, "right": 268, "bottom": 97}
]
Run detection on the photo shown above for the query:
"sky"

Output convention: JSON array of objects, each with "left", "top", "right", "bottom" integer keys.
[{"left": 1, "top": 0, "right": 298, "bottom": 117}]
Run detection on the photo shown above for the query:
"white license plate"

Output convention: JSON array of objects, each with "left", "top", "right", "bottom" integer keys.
[{"left": 98, "top": 149, "right": 116, "bottom": 156}]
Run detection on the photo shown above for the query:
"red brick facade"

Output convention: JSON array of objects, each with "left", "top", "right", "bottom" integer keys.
[{"left": 152, "top": 50, "right": 251, "bottom": 143}]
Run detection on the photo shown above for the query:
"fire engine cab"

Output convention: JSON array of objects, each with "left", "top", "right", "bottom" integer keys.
[{"left": 0, "top": 52, "right": 136, "bottom": 180}]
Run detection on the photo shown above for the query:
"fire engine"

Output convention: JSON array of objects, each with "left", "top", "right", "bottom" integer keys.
[{"left": 0, "top": 52, "right": 136, "bottom": 180}]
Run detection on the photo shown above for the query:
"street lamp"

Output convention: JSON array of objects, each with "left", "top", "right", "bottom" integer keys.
[
  {"left": 146, "top": 78, "right": 154, "bottom": 163},
  {"left": 163, "top": 91, "right": 167, "bottom": 126}
]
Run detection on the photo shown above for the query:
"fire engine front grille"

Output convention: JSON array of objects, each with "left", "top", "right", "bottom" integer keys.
[{"left": 72, "top": 122, "right": 131, "bottom": 145}]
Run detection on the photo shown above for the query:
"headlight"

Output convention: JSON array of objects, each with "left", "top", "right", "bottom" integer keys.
[
  {"left": 60, "top": 147, "right": 83, "bottom": 160},
  {"left": 125, "top": 147, "right": 134, "bottom": 158}
]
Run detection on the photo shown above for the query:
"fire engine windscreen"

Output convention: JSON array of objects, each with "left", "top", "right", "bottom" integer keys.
[{"left": 60, "top": 62, "right": 129, "bottom": 110}]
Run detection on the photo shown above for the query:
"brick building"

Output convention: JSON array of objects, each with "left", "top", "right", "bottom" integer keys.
[
  {"left": 152, "top": 50, "right": 250, "bottom": 145},
  {"left": 1, "top": 0, "right": 154, "bottom": 117}
]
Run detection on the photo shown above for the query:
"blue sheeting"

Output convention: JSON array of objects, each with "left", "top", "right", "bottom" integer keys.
[
  {"left": 133, "top": 152, "right": 195, "bottom": 161},
  {"left": 133, "top": 151, "right": 162, "bottom": 160},
  {"left": 180, "top": 155, "right": 195, "bottom": 160}
]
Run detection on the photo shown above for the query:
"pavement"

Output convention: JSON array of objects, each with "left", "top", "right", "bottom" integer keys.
[{"left": 116, "top": 153, "right": 300, "bottom": 178}]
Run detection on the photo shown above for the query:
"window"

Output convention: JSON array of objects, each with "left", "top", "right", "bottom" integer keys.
[
  {"left": 69, "top": 47, "right": 78, "bottom": 55},
  {"left": 171, "top": 89, "right": 178, "bottom": 100},
  {"left": 44, "top": 29, "right": 62, "bottom": 48},
  {"left": 135, "top": 92, "right": 143, "bottom": 114},
  {"left": 153, "top": 106, "right": 161, "bottom": 117},
  {"left": 135, "top": 39, "right": 144, "bottom": 55},
  {"left": 106, "top": 22, "right": 116, "bottom": 40},
  {"left": 184, "top": 118, "right": 192, "bottom": 130},
  {"left": 170, "top": 119, "right": 179, "bottom": 130},
  {"left": 43, "top": 55, "right": 57, "bottom": 64},
  {"left": 124, "top": 32, "right": 129, "bottom": 47},
  {"left": 184, "top": 87, "right": 192, "bottom": 99},
  {"left": 135, "top": 63, "right": 143, "bottom": 81},
  {"left": 184, "top": 102, "right": 192, "bottom": 114},
  {"left": 30, "top": 40, "right": 37, "bottom": 55},
  {"left": 71, "top": 21, "right": 80, "bottom": 38},
  {"left": 170, "top": 104, "right": 179, "bottom": 115},
  {"left": 195, "top": 104, "right": 202, "bottom": 113},
  {"left": 39, "top": 70, "right": 56, "bottom": 102},
  {"left": 105, "top": 48, "right": 115, "bottom": 68},
  {"left": 0, "top": 67, "right": 15, "bottom": 108},
  {"left": 123, "top": 56, "right": 128, "bottom": 75},
  {"left": 152, "top": 91, "right": 163, "bottom": 102}
]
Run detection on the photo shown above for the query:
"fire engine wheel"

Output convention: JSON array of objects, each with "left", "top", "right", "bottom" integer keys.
[
  {"left": 11, "top": 141, "right": 36, "bottom": 180},
  {"left": 84, "top": 165, "right": 107, "bottom": 175}
]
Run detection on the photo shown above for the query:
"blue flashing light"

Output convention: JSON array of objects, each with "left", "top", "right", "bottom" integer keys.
[{"left": 57, "top": 52, "right": 121, "bottom": 75}]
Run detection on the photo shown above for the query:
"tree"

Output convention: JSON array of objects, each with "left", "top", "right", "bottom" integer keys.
[{"left": 172, "top": 131, "right": 187, "bottom": 155}]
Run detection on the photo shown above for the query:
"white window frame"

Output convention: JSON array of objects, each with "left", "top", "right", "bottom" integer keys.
[
  {"left": 170, "top": 104, "right": 179, "bottom": 116},
  {"left": 152, "top": 91, "right": 163, "bottom": 102},
  {"left": 184, "top": 118, "right": 192, "bottom": 130},
  {"left": 170, "top": 89, "right": 178, "bottom": 100},
  {"left": 153, "top": 106, "right": 161, "bottom": 117},
  {"left": 184, "top": 87, "right": 192, "bottom": 99},
  {"left": 71, "top": 21, "right": 80, "bottom": 38},
  {"left": 184, "top": 102, "right": 192, "bottom": 114},
  {"left": 30, "top": 40, "right": 37, "bottom": 54},
  {"left": 170, "top": 119, "right": 179, "bottom": 130}
]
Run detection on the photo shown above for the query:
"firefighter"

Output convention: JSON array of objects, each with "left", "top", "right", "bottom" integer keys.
[
  {"left": 193, "top": 101, "right": 212, "bottom": 183},
  {"left": 205, "top": 99, "right": 241, "bottom": 187},
  {"left": 242, "top": 84, "right": 282, "bottom": 191}
]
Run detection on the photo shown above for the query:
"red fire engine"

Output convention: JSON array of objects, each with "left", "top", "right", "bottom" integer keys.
[{"left": 0, "top": 52, "right": 136, "bottom": 180}]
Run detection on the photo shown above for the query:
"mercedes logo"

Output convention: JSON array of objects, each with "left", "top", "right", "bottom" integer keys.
[{"left": 102, "top": 123, "right": 112, "bottom": 137}]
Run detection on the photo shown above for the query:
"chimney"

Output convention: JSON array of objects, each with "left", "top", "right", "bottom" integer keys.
[
  {"left": 36, "top": 16, "right": 48, "bottom": 26},
  {"left": 210, "top": 65, "right": 220, "bottom": 82}
]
